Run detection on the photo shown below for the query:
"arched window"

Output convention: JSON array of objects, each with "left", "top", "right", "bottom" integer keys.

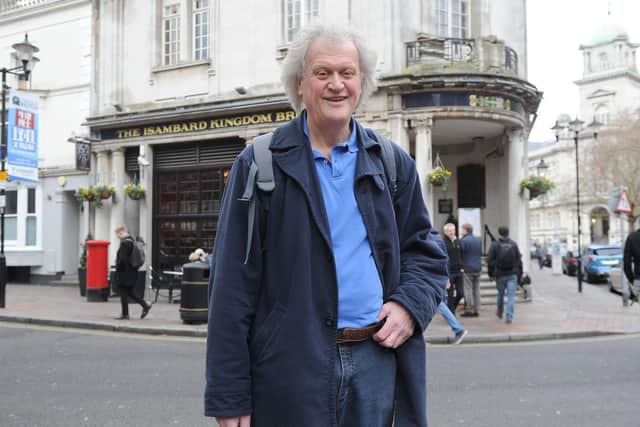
[
  {"left": 285, "top": 0, "right": 319, "bottom": 43},
  {"left": 594, "top": 105, "right": 609, "bottom": 125},
  {"left": 436, "top": 0, "right": 469, "bottom": 38},
  {"left": 599, "top": 52, "right": 609, "bottom": 71}
]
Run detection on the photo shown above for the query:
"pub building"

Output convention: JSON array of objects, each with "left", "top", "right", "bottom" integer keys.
[{"left": 82, "top": 0, "right": 540, "bottom": 282}]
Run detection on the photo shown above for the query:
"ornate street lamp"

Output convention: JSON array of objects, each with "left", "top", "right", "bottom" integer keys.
[
  {"left": 1, "top": 34, "right": 39, "bottom": 308},
  {"left": 552, "top": 117, "right": 601, "bottom": 293},
  {"left": 536, "top": 158, "right": 548, "bottom": 177}
]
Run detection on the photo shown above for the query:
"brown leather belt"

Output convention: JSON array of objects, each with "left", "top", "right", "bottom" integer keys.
[{"left": 336, "top": 320, "right": 385, "bottom": 344}]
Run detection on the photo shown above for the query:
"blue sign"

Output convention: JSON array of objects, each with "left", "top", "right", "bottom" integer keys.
[{"left": 7, "top": 91, "right": 39, "bottom": 182}]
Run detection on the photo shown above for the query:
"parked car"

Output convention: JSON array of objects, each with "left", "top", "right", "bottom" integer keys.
[
  {"left": 608, "top": 267, "right": 629, "bottom": 294},
  {"left": 581, "top": 245, "right": 623, "bottom": 283},
  {"left": 562, "top": 250, "right": 579, "bottom": 276}
]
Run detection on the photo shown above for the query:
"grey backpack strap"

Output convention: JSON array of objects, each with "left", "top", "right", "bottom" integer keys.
[
  {"left": 373, "top": 131, "right": 398, "bottom": 197},
  {"left": 241, "top": 133, "right": 274, "bottom": 264}
]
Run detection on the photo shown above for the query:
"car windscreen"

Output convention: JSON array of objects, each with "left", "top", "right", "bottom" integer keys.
[{"left": 593, "top": 248, "right": 622, "bottom": 256}]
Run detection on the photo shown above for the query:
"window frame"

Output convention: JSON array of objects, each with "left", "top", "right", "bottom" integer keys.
[
  {"left": 436, "top": 0, "right": 470, "bottom": 39},
  {"left": 192, "top": 0, "right": 210, "bottom": 61},
  {"left": 162, "top": 1, "right": 181, "bottom": 66},
  {"left": 284, "top": 0, "right": 319, "bottom": 44}
]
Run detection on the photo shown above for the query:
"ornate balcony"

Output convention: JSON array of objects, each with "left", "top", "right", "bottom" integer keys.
[{"left": 405, "top": 33, "right": 519, "bottom": 76}]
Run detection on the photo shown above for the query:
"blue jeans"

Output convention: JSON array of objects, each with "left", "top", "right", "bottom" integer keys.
[
  {"left": 496, "top": 274, "right": 517, "bottom": 320},
  {"left": 335, "top": 339, "right": 396, "bottom": 426},
  {"left": 438, "top": 300, "right": 464, "bottom": 333}
]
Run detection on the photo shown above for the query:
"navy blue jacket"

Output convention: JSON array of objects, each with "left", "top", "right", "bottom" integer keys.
[
  {"left": 204, "top": 115, "right": 448, "bottom": 426},
  {"left": 461, "top": 234, "right": 482, "bottom": 273}
]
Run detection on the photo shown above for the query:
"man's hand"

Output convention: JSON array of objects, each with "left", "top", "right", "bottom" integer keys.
[
  {"left": 446, "top": 279, "right": 451, "bottom": 290},
  {"left": 216, "top": 415, "right": 251, "bottom": 427},
  {"left": 373, "top": 301, "right": 416, "bottom": 349}
]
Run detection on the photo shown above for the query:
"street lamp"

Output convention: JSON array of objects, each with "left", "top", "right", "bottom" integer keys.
[
  {"left": 536, "top": 158, "right": 548, "bottom": 177},
  {"left": 1, "top": 34, "right": 39, "bottom": 308},
  {"left": 552, "top": 117, "right": 601, "bottom": 293}
]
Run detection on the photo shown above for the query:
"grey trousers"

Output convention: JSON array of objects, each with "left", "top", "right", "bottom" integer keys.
[{"left": 464, "top": 272, "right": 481, "bottom": 313}]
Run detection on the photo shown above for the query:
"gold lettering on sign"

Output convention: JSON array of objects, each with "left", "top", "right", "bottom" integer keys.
[{"left": 117, "top": 128, "right": 141, "bottom": 138}]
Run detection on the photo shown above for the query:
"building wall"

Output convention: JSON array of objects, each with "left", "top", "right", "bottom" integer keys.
[{"left": 0, "top": 0, "right": 92, "bottom": 279}]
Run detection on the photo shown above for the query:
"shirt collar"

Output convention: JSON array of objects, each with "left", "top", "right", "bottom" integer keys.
[{"left": 302, "top": 111, "right": 358, "bottom": 155}]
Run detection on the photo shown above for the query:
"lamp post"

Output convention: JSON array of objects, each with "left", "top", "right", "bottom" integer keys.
[
  {"left": 551, "top": 117, "right": 600, "bottom": 293},
  {"left": 536, "top": 158, "right": 548, "bottom": 177},
  {"left": 1, "top": 34, "right": 39, "bottom": 308}
]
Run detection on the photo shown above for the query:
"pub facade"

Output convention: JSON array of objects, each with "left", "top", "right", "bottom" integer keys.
[{"left": 84, "top": 0, "right": 541, "bottom": 276}]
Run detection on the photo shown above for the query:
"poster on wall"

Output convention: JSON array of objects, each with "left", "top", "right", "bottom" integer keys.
[
  {"left": 458, "top": 208, "right": 481, "bottom": 237},
  {"left": 7, "top": 91, "right": 39, "bottom": 182}
]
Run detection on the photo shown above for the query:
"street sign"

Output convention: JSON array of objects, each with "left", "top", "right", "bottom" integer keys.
[
  {"left": 7, "top": 91, "right": 39, "bottom": 183},
  {"left": 615, "top": 190, "right": 633, "bottom": 215}
]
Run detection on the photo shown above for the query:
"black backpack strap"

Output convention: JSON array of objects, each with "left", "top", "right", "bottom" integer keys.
[
  {"left": 367, "top": 129, "right": 398, "bottom": 198},
  {"left": 240, "top": 133, "right": 274, "bottom": 264}
]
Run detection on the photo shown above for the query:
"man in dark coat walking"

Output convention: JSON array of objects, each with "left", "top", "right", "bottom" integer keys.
[
  {"left": 623, "top": 225, "right": 640, "bottom": 304},
  {"left": 487, "top": 226, "right": 522, "bottom": 324},
  {"left": 204, "top": 25, "right": 448, "bottom": 427},
  {"left": 114, "top": 225, "right": 150, "bottom": 320}
]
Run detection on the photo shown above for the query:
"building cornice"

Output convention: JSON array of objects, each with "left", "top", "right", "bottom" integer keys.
[
  {"left": 574, "top": 69, "right": 640, "bottom": 85},
  {"left": 0, "top": 0, "right": 89, "bottom": 23}
]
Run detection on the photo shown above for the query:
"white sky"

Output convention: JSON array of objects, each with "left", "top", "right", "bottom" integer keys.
[{"left": 526, "top": 0, "right": 640, "bottom": 141}]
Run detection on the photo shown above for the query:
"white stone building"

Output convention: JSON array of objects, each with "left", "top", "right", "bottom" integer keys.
[
  {"left": 78, "top": 0, "right": 541, "bottom": 276},
  {"left": 528, "top": 19, "right": 640, "bottom": 251},
  {"left": 0, "top": 0, "right": 92, "bottom": 281}
]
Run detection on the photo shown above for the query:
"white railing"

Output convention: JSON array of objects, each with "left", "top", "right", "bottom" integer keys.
[{"left": 0, "top": 0, "right": 52, "bottom": 14}]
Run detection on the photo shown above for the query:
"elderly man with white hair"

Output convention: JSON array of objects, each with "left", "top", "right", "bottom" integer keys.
[{"left": 204, "top": 25, "right": 448, "bottom": 427}]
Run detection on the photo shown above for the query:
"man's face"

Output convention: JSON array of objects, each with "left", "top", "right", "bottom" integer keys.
[
  {"left": 444, "top": 227, "right": 456, "bottom": 240},
  {"left": 298, "top": 38, "right": 362, "bottom": 130},
  {"left": 116, "top": 230, "right": 125, "bottom": 240}
]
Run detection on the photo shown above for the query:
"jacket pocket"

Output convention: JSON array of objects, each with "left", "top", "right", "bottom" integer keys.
[{"left": 250, "top": 302, "right": 287, "bottom": 365}]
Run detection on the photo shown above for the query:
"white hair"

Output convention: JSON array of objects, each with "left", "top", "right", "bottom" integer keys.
[
  {"left": 280, "top": 24, "right": 378, "bottom": 113},
  {"left": 444, "top": 223, "right": 456, "bottom": 233}
]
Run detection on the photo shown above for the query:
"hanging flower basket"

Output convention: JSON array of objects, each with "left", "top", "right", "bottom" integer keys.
[
  {"left": 520, "top": 175, "right": 555, "bottom": 200},
  {"left": 124, "top": 183, "right": 146, "bottom": 200},
  {"left": 74, "top": 187, "right": 99, "bottom": 204},
  {"left": 95, "top": 185, "right": 116, "bottom": 200},
  {"left": 428, "top": 166, "right": 452, "bottom": 186}
]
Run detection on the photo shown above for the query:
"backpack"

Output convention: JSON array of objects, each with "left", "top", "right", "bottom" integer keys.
[
  {"left": 240, "top": 129, "right": 398, "bottom": 264},
  {"left": 129, "top": 238, "right": 146, "bottom": 269},
  {"left": 495, "top": 240, "right": 516, "bottom": 271}
]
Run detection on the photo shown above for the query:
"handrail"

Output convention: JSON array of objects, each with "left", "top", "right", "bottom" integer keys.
[{"left": 483, "top": 224, "right": 496, "bottom": 256}]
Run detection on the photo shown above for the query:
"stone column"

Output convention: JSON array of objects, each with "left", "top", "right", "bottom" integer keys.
[
  {"left": 507, "top": 129, "right": 531, "bottom": 287},
  {"left": 138, "top": 144, "right": 152, "bottom": 274},
  {"left": 389, "top": 112, "right": 410, "bottom": 153},
  {"left": 413, "top": 116, "right": 434, "bottom": 213},
  {"left": 109, "top": 148, "right": 126, "bottom": 265},
  {"left": 94, "top": 150, "right": 111, "bottom": 241}
]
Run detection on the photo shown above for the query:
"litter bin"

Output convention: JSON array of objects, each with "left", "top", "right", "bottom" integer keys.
[
  {"left": 86, "top": 240, "right": 110, "bottom": 302},
  {"left": 180, "top": 261, "right": 209, "bottom": 324}
]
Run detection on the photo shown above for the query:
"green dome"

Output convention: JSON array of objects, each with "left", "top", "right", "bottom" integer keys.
[{"left": 586, "top": 22, "right": 629, "bottom": 46}]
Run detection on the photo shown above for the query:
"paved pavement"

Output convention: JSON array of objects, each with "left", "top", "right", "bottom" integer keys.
[{"left": 1, "top": 267, "right": 639, "bottom": 343}]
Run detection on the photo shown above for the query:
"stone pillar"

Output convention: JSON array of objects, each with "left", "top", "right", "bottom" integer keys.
[
  {"left": 507, "top": 129, "right": 531, "bottom": 283},
  {"left": 413, "top": 116, "right": 434, "bottom": 213},
  {"left": 138, "top": 144, "right": 152, "bottom": 272},
  {"left": 109, "top": 148, "right": 126, "bottom": 265},
  {"left": 94, "top": 150, "right": 111, "bottom": 241},
  {"left": 389, "top": 112, "right": 410, "bottom": 153}
]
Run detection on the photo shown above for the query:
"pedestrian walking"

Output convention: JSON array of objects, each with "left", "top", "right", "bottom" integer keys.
[
  {"left": 443, "top": 223, "right": 465, "bottom": 315},
  {"left": 437, "top": 281, "right": 467, "bottom": 344},
  {"left": 460, "top": 223, "right": 482, "bottom": 317},
  {"left": 487, "top": 226, "right": 523, "bottom": 324},
  {"left": 623, "top": 225, "right": 640, "bottom": 306},
  {"left": 534, "top": 242, "right": 545, "bottom": 269},
  {"left": 113, "top": 225, "right": 151, "bottom": 320},
  {"left": 204, "top": 25, "right": 449, "bottom": 427}
]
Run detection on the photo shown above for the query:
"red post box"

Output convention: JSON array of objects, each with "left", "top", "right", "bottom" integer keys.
[{"left": 86, "top": 240, "right": 111, "bottom": 302}]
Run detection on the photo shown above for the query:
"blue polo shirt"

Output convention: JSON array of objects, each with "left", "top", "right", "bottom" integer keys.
[{"left": 304, "top": 117, "right": 383, "bottom": 328}]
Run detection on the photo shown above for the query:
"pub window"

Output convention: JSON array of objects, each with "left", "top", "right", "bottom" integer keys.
[
  {"left": 285, "top": 0, "right": 319, "bottom": 43},
  {"left": 193, "top": 0, "right": 209, "bottom": 61},
  {"left": 436, "top": 0, "right": 469, "bottom": 39},
  {"left": 163, "top": 0, "right": 181, "bottom": 66}
]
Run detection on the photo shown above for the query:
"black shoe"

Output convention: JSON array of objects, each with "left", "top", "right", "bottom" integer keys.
[
  {"left": 461, "top": 311, "right": 475, "bottom": 317},
  {"left": 114, "top": 315, "right": 129, "bottom": 320},
  {"left": 141, "top": 304, "right": 152, "bottom": 319}
]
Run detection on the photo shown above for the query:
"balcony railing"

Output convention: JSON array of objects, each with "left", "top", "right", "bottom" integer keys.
[
  {"left": 0, "top": 0, "right": 51, "bottom": 14},
  {"left": 405, "top": 34, "right": 519, "bottom": 76}
]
